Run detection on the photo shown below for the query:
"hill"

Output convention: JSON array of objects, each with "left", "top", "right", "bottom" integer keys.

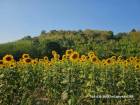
[{"left": 0, "top": 29, "right": 140, "bottom": 59}]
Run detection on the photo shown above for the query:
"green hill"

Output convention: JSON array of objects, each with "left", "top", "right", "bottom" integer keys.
[{"left": 0, "top": 29, "right": 140, "bottom": 59}]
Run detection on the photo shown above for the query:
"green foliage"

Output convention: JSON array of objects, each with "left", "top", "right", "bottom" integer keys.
[
  {"left": 0, "top": 62, "right": 140, "bottom": 105},
  {"left": 0, "top": 29, "right": 140, "bottom": 59}
]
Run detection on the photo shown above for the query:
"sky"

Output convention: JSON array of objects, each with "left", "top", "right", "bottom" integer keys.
[{"left": 0, "top": 0, "right": 140, "bottom": 43}]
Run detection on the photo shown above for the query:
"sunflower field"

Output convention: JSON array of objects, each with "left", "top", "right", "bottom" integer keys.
[{"left": 0, "top": 49, "right": 140, "bottom": 105}]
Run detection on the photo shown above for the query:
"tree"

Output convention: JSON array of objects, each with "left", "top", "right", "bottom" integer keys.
[
  {"left": 40, "top": 30, "right": 46, "bottom": 35},
  {"left": 131, "top": 28, "right": 136, "bottom": 32},
  {"left": 22, "top": 36, "right": 32, "bottom": 40}
]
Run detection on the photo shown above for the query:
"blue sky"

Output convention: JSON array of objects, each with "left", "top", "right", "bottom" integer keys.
[{"left": 0, "top": 0, "right": 140, "bottom": 43}]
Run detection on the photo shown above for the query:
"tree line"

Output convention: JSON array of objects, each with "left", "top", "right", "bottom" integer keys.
[{"left": 0, "top": 29, "right": 140, "bottom": 60}]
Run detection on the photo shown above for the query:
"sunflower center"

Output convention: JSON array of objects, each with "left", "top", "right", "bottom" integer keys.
[
  {"left": 136, "top": 65, "right": 139, "bottom": 68},
  {"left": 25, "top": 59, "right": 31, "bottom": 63},
  {"left": 0, "top": 61, "right": 3, "bottom": 64},
  {"left": 6, "top": 57, "right": 12, "bottom": 61},
  {"left": 107, "top": 60, "right": 111, "bottom": 63},
  {"left": 92, "top": 57, "right": 97, "bottom": 62},
  {"left": 11, "top": 65, "right": 14, "bottom": 67},
  {"left": 72, "top": 54, "right": 78, "bottom": 59}
]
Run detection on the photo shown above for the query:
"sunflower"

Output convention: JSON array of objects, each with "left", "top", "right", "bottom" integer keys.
[
  {"left": 129, "top": 57, "right": 135, "bottom": 61},
  {"left": 106, "top": 58, "right": 112, "bottom": 64},
  {"left": 3, "top": 54, "right": 14, "bottom": 63},
  {"left": 124, "top": 60, "right": 128, "bottom": 65},
  {"left": 103, "top": 62, "right": 107, "bottom": 66},
  {"left": 31, "top": 59, "right": 38, "bottom": 65},
  {"left": 44, "top": 56, "right": 48, "bottom": 61},
  {"left": 117, "top": 56, "right": 123, "bottom": 60},
  {"left": 90, "top": 56, "right": 99, "bottom": 63},
  {"left": 0, "top": 65, "right": 6, "bottom": 69},
  {"left": 70, "top": 52, "right": 79, "bottom": 61},
  {"left": 135, "top": 64, "right": 140, "bottom": 70},
  {"left": 48, "top": 62, "right": 53, "bottom": 66},
  {"left": 111, "top": 56, "right": 117, "bottom": 61},
  {"left": 22, "top": 54, "right": 30, "bottom": 59},
  {"left": 126, "top": 59, "right": 130, "bottom": 63},
  {"left": 80, "top": 55, "right": 87, "bottom": 62},
  {"left": 66, "top": 49, "right": 73, "bottom": 56},
  {"left": 101, "top": 59, "right": 106, "bottom": 66},
  {"left": 88, "top": 51, "right": 96, "bottom": 58},
  {"left": 52, "top": 50, "right": 57, "bottom": 55},
  {"left": 135, "top": 59, "right": 140, "bottom": 63},
  {"left": 54, "top": 54, "right": 60, "bottom": 60},
  {"left": 9, "top": 63, "right": 16, "bottom": 68}
]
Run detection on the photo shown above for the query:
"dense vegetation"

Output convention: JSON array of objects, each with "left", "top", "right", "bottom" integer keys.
[
  {"left": 0, "top": 50, "right": 140, "bottom": 105},
  {"left": 0, "top": 29, "right": 140, "bottom": 105},
  {"left": 0, "top": 29, "right": 140, "bottom": 59}
]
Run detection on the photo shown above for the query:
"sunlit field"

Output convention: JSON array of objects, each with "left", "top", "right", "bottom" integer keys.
[
  {"left": 1, "top": 0, "right": 140, "bottom": 104},
  {"left": 0, "top": 49, "right": 140, "bottom": 105}
]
